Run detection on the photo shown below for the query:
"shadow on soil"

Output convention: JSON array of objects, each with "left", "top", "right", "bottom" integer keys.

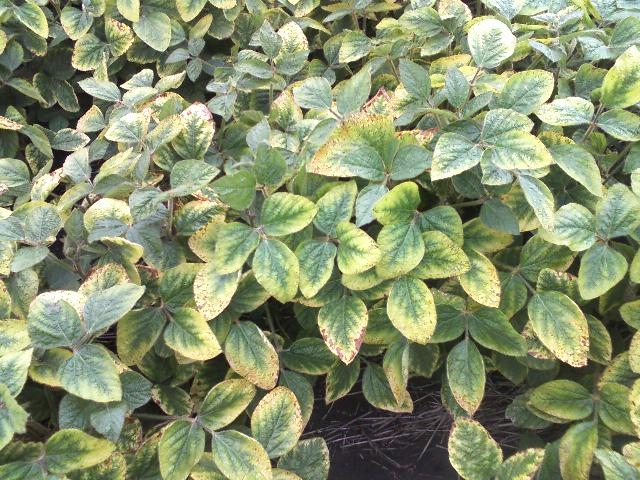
[{"left": 304, "top": 378, "right": 521, "bottom": 480}]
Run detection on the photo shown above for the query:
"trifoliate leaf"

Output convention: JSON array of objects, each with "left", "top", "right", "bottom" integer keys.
[
  {"left": 158, "top": 421, "right": 205, "bottom": 480},
  {"left": 318, "top": 296, "right": 368, "bottom": 364},
  {"left": 528, "top": 291, "right": 589, "bottom": 367},
  {"left": 224, "top": 321, "right": 279, "bottom": 390},
  {"left": 578, "top": 243, "right": 627, "bottom": 300},
  {"left": 386, "top": 276, "right": 436, "bottom": 345},
  {"left": 164, "top": 308, "right": 222, "bottom": 360},
  {"left": 601, "top": 45, "right": 640, "bottom": 108},
  {"left": 211, "top": 431, "right": 271, "bottom": 480},
  {"left": 336, "top": 222, "right": 381, "bottom": 275},
  {"left": 45, "top": 429, "right": 114, "bottom": 474},
  {"left": 252, "top": 387, "right": 303, "bottom": 458},
  {"left": 446, "top": 339, "right": 485, "bottom": 415},
  {"left": 260, "top": 192, "right": 317, "bottom": 236},
  {"left": 253, "top": 239, "right": 299, "bottom": 303},
  {"left": 467, "top": 19, "right": 516, "bottom": 69},
  {"left": 449, "top": 418, "right": 502, "bottom": 479},
  {"left": 133, "top": 12, "right": 172, "bottom": 52},
  {"left": 197, "top": 379, "right": 256, "bottom": 431},
  {"left": 59, "top": 344, "right": 123, "bottom": 403}
]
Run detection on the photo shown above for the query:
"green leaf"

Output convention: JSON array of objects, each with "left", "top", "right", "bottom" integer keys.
[
  {"left": 318, "top": 296, "right": 368, "bottom": 364},
  {"left": 281, "top": 338, "right": 336, "bottom": 375},
  {"left": 447, "top": 339, "right": 485, "bottom": 415},
  {"left": 0, "top": 320, "right": 30, "bottom": 356},
  {"left": 252, "top": 386, "right": 303, "bottom": 458},
  {"left": 496, "top": 70, "right": 554, "bottom": 114},
  {"left": 84, "top": 283, "right": 145, "bottom": 334},
  {"left": 172, "top": 103, "right": 214, "bottom": 160},
  {"left": 336, "top": 222, "right": 381, "bottom": 275},
  {"left": 45, "top": 429, "right": 114, "bottom": 474},
  {"left": 211, "top": 223, "right": 260, "bottom": 274},
  {"left": 390, "top": 144, "right": 430, "bottom": 181},
  {"left": 211, "top": 170, "right": 256, "bottom": 210},
  {"left": 548, "top": 144, "right": 603, "bottom": 197},
  {"left": 529, "top": 380, "right": 593, "bottom": 421},
  {"left": 164, "top": 308, "right": 222, "bottom": 360},
  {"left": 399, "top": 59, "right": 431, "bottom": 100},
  {"left": 210, "top": 430, "right": 271, "bottom": 480},
  {"left": 597, "top": 109, "right": 640, "bottom": 141},
  {"left": 22, "top": 202, "right": 62, "bottom": 245},
  {"left": 277, "top": 438, "right": 329, "bottom": 480},
  {"left": 105, "top": 18, "right": 134, "bottom": 57},
  {"left": 598, "top": 382, "right": 634, "bottom": 435},
  {"left": 459, "top": 249, "right": 501, "bottom": 308},
  {"left": 13, "top": 1, "right": 48, "bottom": 38},
  {"left": 314, "top": 181, "right": 357, "bottom": 236},
  {"left": 467, "top": 19, "right": 516, "bottom": 69},
  {"left": 158, "top": 421, "right": 205, "bottom": 480},
  {"left": 308, "top": 139, "right": 386, "bottom": 181},
  {"left": 197, "top": 379, "right": 256, "bottom": 431},
  {"left": 595, "top": 448, "right": 640, "bottom": 480},
  {"left": 467, "top": 307, "right": 527, "bottom": 356},
  {"left": 224, "top": 321, "right": 279, "bottom": 390},
  {"left": 59, "top": 344, "right": 122, "bottom": 403},
  {"left": 376, "top": 222, "right": 425, "bottom": 279},
  {"left": 170, "top": 160, "right": 219, "bottom": 196},
  {"left": 528, "top": 291, "right": 589, "bottom": 367},
  {"left": 60, "top": 6, "right": 93, "bottom": 41},
  {"left": 338, "top": 30, "right": 371, "bottom": 63},
  {"left": 105, "top": 112, "right": 149, "bottom": 144},
  {"left": 133, "top": 12, "right": 172, "bottom": 52},
  {"left": 194, "top": 264, "right": 240, "bottom": 320},
  {"left": 117, "top": 307, "right": 165, "bottom": 365},
  {"left": 117, "top": 0, "right": 139, "bottom": 21},
  {"left": 325, "top": 358, "right": 360, "bottom": 403},
  {"left": 292, "top": 77, "right": 332, "bottom": 110},
  {"left": 362, "top": 363, "right": 412, "bottom": 413},
  {"left": 0, "top": 384, "right": 27, "bottom": 450},
  {"left": 578, "top": 243, "right": 627, "bottom": 300},
  {"left": 487, "top": 132, "right": 554, "bottom": 171},
  {"left": 78, "top": 78, "right": 120, "bottom": 102},
  {"left": 596, "top": 183, "right": 640, "bottom": 239},
  {"left": 559, "top": 421, "right": 597, "bottom": 480},
  {"left": 479, "top": 198, "right": 520, "bottom": 235},
  {"left": 544, "top": 203, "right": 596, "bottom": 252},
  {"left": 519, "top": 175, "right": 555, "bottom": 230},
  {"left": 535, "top": 97, "right": 594, "bottom": 126},
  {"left": 72, "top": 33, "right": 108, "bottom": 71},
  {"left": 260, "top": 192, "right": 317, "bottom": 236},
  {"left": 431, "top": 132, "right": 483, "bottom": 180},
  {"left": 0, "top": 348, "right": 33, "bottom": 396},
  {"left": 176, "top": 0, "right": 206, "bottom": 21},
  {"left": 296, "top": 240, "right": 337, "bottom": 298},
  {"left": 387, "top": 276, "right": 436, "bottom": 344},
  {"left": 448, "top": 418, "right": 502, "bottom": 480},
  {"left": 336, "top": 68, "right": 371, "bottom": 115},
  {"left": 373, "top": 182, "right": 420, "bottom": 225},
  {"left": 413, "top": 231, "right": 470, "bottom": 278},
  {"left": 496, "top": 448, "right": 545, "bottom": 480},
  {"left": 253, "top": 239, "right": 299, "bottom": 303},
  {"left": 28, "top": 293, "right": 84, "bottom": 348},
  {"left": 601, "top": 46, "right": 640, "bottom": 108}
]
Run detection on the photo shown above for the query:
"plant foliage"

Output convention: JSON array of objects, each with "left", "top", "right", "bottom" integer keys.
[{"left": 1, "top": 0, "right": 640, "bottom": 478}]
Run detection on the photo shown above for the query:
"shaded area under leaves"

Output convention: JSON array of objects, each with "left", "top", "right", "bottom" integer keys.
[{"left": 304, "top": 377, "right": 523, "bottom": 480}]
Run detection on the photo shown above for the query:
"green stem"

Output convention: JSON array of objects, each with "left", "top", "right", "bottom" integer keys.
[
  {"left": 448, "top": 198, "right": 486, "bottom": 208},
  {"left": 134, "top": 413, "right": 180, "bottom": 421}
]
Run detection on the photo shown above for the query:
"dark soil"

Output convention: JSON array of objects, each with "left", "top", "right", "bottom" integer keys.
[{"left": 304, "top": 378, "right": 522, "bottom": 480}]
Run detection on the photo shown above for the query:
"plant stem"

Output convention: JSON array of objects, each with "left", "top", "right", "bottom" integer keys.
[
  {"left": 134, "top": 413, "right": 180, "bottom": 421},
  {"left": 448, "top": 198, "right": 486, "bottom": 208}
]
